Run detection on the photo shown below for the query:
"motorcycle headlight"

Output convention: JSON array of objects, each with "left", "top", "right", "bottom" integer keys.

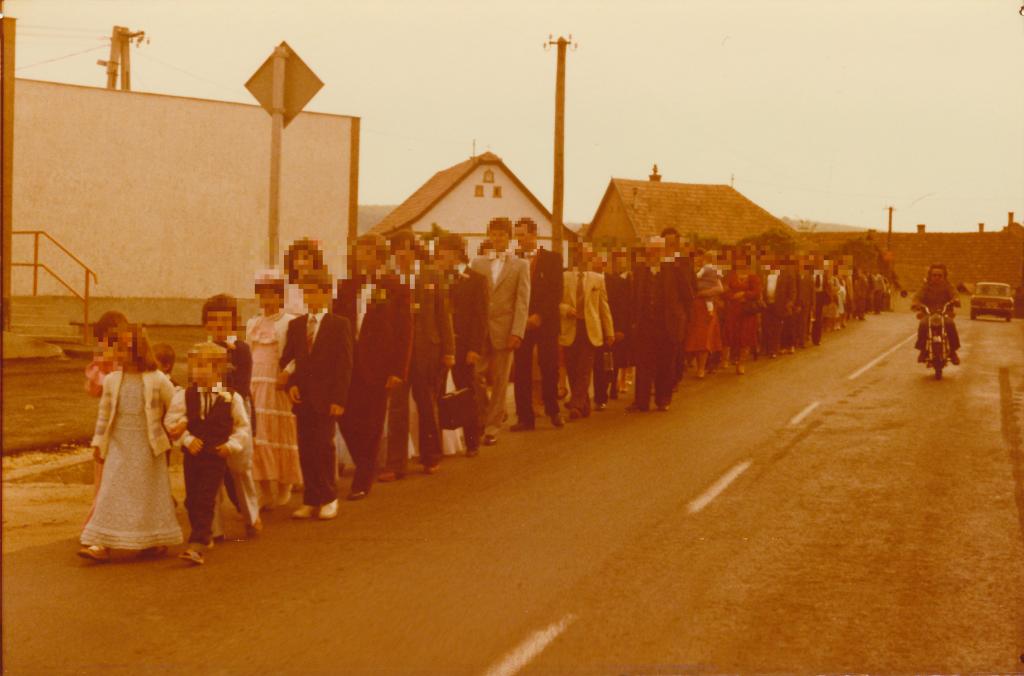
[{"left": 929, "top": 315, "right": 943, "bottom": 327}]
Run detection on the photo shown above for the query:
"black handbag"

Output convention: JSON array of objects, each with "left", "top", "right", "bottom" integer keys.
[{"left": 439, "top": 386, "right": 474, "bottom": 430}]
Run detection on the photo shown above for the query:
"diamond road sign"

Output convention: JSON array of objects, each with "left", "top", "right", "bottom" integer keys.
[{"left": 245, "top": 41, "right": 323, "bottom": 128}]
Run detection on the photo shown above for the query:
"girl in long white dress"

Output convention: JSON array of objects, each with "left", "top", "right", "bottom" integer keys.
[{"left": 79, "top": 325, "right": 182, "bottom": 562}]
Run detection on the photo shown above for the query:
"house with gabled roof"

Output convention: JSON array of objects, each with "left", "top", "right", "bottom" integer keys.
[
  {"left": 584, "top": 165, "right": 794, "bottom": 246},
  {"left": 368, "top": 151, "right": 577, "bottom": 257}
]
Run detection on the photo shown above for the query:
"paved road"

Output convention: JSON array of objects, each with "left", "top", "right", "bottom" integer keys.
[{"left": 4, "top": 311, "right": 1023, "bottom": 674}]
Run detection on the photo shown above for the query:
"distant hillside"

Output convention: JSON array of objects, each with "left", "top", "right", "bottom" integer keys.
[
  {"left": 358, "top": 205, "right": 397, "bottom": 234},
  {"left": 783, "top": 217, "right": 868, "bottom": 234}
]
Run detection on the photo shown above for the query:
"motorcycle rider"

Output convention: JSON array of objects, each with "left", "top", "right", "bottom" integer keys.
[{"left": 911, "top": 263, "right": 961, "bottom": 365}]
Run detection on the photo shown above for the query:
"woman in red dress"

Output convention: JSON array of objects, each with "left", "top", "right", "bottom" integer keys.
[
  {"left": 685, "top": 248, "right": 724, "bottom": 378},
  {"left": 721, "top": 248, "right": 763, "bottom": 375}
]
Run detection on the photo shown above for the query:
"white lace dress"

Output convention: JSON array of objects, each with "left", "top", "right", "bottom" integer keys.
[{"left": 80, "top": 374, "right": 182, "bottom": 549}]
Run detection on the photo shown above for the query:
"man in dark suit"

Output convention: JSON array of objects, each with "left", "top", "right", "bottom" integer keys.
[
  {"left": 512, "top": 217, "right": 565, "bottom": 431},
  {"left": 660, "top": 227, "right": 696, "bottom": 386},
  {"left": 378, "top": 229, "right": 455, "bottom": 480},
  {"left": 629, "top": 236, "right": 688, "bottom": 412},
  {"left": 594, "top": 248, "right": 632, "bottom": 408},
  {"left": 763, "top": 252, "right": 797, "bottom": 358},
  {"left": 280, "top": 268, "right": 353, "bottom": 520},
  {"left": 436, "top": 233, "right": 488, "bottom": 457},
  {"left": 794, "top": 253, "right": 816, "bottom": 349},
  {"left": 333, "top": 233, "right": 413, "bottom": 501}
]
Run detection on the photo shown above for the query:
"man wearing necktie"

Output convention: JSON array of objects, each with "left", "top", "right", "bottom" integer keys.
[
  {"left": 280, "top": 268, "right": 353, "bottom": 519},
  {"left": 511, "top": 217, "right": 564, "bottom": 432},
  {"left": 559, "top": 244, "right": 614, "bottom": 419},
  {"left": 470, "top": 217, "right": 530, "bottom": 447}
]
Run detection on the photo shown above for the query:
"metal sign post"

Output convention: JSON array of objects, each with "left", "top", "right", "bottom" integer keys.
[{"left": 246, "top": 41, "right": 323, "bottom": 268}]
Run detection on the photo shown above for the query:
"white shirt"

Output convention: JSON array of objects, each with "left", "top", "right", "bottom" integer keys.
[
  {"left": 491, "top": 252, "right": 507, "bottom": 287},
  {"left": 356, "top": 283, "right": 373, "bottom": 336},
  {"left": 766, "top": 270, "right": 780, "bottom": 302}
]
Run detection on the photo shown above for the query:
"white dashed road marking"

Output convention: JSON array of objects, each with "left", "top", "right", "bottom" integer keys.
[
  {"left": 483, "top": 614, "right": 577, "bottom": 676},
  {"left": 686, "top": 460, "right": 753, "bottom": 514}
]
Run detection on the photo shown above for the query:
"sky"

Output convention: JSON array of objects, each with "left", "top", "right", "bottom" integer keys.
[{"left": 8, "top": 0, "right": 1024, "bottom": 233}]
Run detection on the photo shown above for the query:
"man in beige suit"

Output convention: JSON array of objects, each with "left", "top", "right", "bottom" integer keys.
[
  {"left": 559, "top": 244, "right": 614, "bottom": 420},
  {"left": 470, "top": 217, "right": 531, "bottom": 446}
]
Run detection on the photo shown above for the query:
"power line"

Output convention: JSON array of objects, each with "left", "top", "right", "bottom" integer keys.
[
  {"left": 132, "top": 51, "right": 236, "bottom": 94},
  {"left": 14, "top": 44, "right": 106, "bottom": 71}
]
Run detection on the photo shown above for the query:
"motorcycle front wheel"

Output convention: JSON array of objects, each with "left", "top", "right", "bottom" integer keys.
[{"left": 933, "top": 357, "right": 944, "bottom": 380}]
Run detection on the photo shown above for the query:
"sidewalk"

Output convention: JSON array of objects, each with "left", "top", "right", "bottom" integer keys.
[{"left": 2, "top": 326, "right": 207, "bottom": 453}]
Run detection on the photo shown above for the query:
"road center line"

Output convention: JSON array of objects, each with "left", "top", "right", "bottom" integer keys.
[
  {"left": 847, "top": 333, "right": 916, "bottom": 381},
  {"left": 686, "top": 460, "right": 752, "bottom": 514},
  {"left": 483, "top": 614, "right": 576, "bottom": 676},
  {"left": 789, "top": 401, "right": 821, "bottom": 426}
]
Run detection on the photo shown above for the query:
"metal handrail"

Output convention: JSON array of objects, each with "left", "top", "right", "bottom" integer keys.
[{"left": 12, "top": 230, "right": 98, "bottom": 342}]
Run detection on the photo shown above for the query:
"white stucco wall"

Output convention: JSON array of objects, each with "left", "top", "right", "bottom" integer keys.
[
  {"left": 408, "top": 164, "right": 554, "bottom": 257},
  {"left": 12, "top": 79, "right": 356, "bottom": 299}
]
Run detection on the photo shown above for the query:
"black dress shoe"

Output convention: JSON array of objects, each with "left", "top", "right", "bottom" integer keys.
[
  {"left": 550, "top": 413, "right": 565, "bottom": 428},
  {"left": 465, "top": 447, "right": 479, "bottom": 457},
  {"left": 950, "top": 351, "right": 960, "bottom": 365},
  {"left": 346, "top": 491, "right": 367, "bottom": 501},
  {"left": 510, "top": 421, "right": 535, "bottom": 432},
  {"left": 656, "top": 404, "right": 670, "bottom": 412},
  {"left": 482, "top": 434, "right": 497, "bottom": 446},
  {"left": 626, "top": 404, "right": 649, "bottom": 413},
  {"left": 594, "top": 403, "right": 607, "bottom": 411}
]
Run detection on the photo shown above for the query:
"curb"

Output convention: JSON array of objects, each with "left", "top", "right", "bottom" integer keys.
[{"left": 3, "top": 450, "right": 94, "bottom": 484}]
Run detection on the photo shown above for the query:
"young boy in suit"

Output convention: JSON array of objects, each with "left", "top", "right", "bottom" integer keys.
[
  {"left": 166, "top": 342, "right": 252, "bottom": 565},
  {"left": 203, "top": 294, "right": 261, "bottom": 535},
  {"left": 280, "top": 268, "right": 353, "bottom": 519}
]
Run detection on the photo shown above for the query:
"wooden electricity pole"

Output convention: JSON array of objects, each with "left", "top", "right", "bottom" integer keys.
[
  {"left": 886, "top": 205, "right": 894, "bottom": 250},
  {"left": 98, "top": 26, "right": 145, "bottom": 90},
  {"left": 547, "top": 34, "right": 575, "bottom": 256}
]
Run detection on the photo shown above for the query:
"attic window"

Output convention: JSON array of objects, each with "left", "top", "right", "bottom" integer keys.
[
  {"left": 483, "top": 170, "right": 495, "bottom": 184},
  {"left": 492, "top": 186, "right": 502, "bottom": 198},
  {"left": 474, "top": 185, "right": 484, "bottom": 197}
]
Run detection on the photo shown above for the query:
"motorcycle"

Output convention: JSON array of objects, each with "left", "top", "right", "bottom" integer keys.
[{"left": 915, "top": 300, "right": 959, "bottom": 380}]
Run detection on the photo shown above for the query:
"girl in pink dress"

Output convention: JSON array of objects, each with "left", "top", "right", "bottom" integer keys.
[{"left": 246, "top": 271, "right": 302, "bottom": 508}]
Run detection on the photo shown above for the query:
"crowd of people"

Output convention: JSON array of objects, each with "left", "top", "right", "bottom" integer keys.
[{"left": 76, "top": 216, "right": 895, "bottom": 565}]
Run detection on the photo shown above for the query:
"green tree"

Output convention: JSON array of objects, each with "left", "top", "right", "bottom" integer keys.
[{"left": 736, "top": 226, "right": 800, "bottom": 255}]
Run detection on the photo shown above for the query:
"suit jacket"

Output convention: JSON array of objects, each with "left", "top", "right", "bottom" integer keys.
[
  {"left": 471, "top": 253, "right": 530, "bottom": 349},
  {"left": 605, "top": 272, "right": 632, "bottom": 337},
  {"left": 450, "top": 266, "right": 488, "bottom": 358},
  {"left": 91, "top": 369, "right": 175, "bottom": 460},
  {"left": 796, "top": 269, "right": 816, "bottom": 312},
  {"left": 559, "top": 269, "right": 615, "bottom": 347},
  {"left": 524, "top": 247, "right": 563, "bottom": 336},
  {"left": 280, "top": 312, "right": 353, "bottom": 415},
  {"left": 631, "top": 263, "right": 688, "bottom": 342},
  {"left": 410, "top": 269, "right": 455, "bottom": 376},
  {"left": 333, "top": 276, "right": 413, "bottom": 388},
  {"left": 768, "top": 268, "right": 798, "bottom": 316}
]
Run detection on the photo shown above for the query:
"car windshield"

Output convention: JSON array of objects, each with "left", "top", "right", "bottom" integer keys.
[{"left": 976, "top": 284, "right": 1010, "bottom": 297}]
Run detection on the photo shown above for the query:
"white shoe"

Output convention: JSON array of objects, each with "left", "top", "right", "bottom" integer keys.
[
  {"left": 275, "top": 485, "right": 293, "bottom": 507},
  {"left": 317, "top": 500, "right": 339, "bottom": 520},
  {"left": 292, "top": 504, "right": 317, "bottom": 519}
]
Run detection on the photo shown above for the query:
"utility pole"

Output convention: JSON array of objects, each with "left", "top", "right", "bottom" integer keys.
[
  {"left": 97, "top": 26, "right": 145, "bottom": 90},
  {"left": 886, "top": 205, "right": 894, "bottom": 250},
  {"left": 1, "top": 10, "right": 15, "bottom": 331},
  {"left": 546, "top": 34, "right": 575, "bottom": 256}
]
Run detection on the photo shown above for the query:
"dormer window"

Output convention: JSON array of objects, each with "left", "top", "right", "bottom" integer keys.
[
  {"left": 492, "top": 186, "right": 502, "bottom": 198},
  {"left": 474, "top": 185, "right": 484, "bottom": 197},
  {"left": 482, "top": 169, "right": 495, "bottom": 184}
]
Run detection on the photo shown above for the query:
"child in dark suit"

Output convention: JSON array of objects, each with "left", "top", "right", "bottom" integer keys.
[
  {"left": 203, "top": 294, "right": 261, "bottom": 535},
  {"left": 166, "top": 343, "right": 252, "bottom": 565},
  {"left": 280, "top": 268, "right": 353, "bottom": 520}
]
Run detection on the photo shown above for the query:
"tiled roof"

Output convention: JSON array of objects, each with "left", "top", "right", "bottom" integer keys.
[
  {"left": 588, "top": 179, "right": 793, "bottom": 243},
  {"left": 369, "top": 152, "right": 576, "bottom": 240}
]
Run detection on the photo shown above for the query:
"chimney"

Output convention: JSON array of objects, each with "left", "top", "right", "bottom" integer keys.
[
  {"left": 978, "top": 223, "right": 985, "bottom": 233},
  {"left": 649, "top": 164, "right": 661, "bottom": 182},
  {"left": 917, "top": 224, "right": 926, "bottom": 234},
  {"left": 1010, "top": 212, "right": 1016, "bottom": 227}
]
